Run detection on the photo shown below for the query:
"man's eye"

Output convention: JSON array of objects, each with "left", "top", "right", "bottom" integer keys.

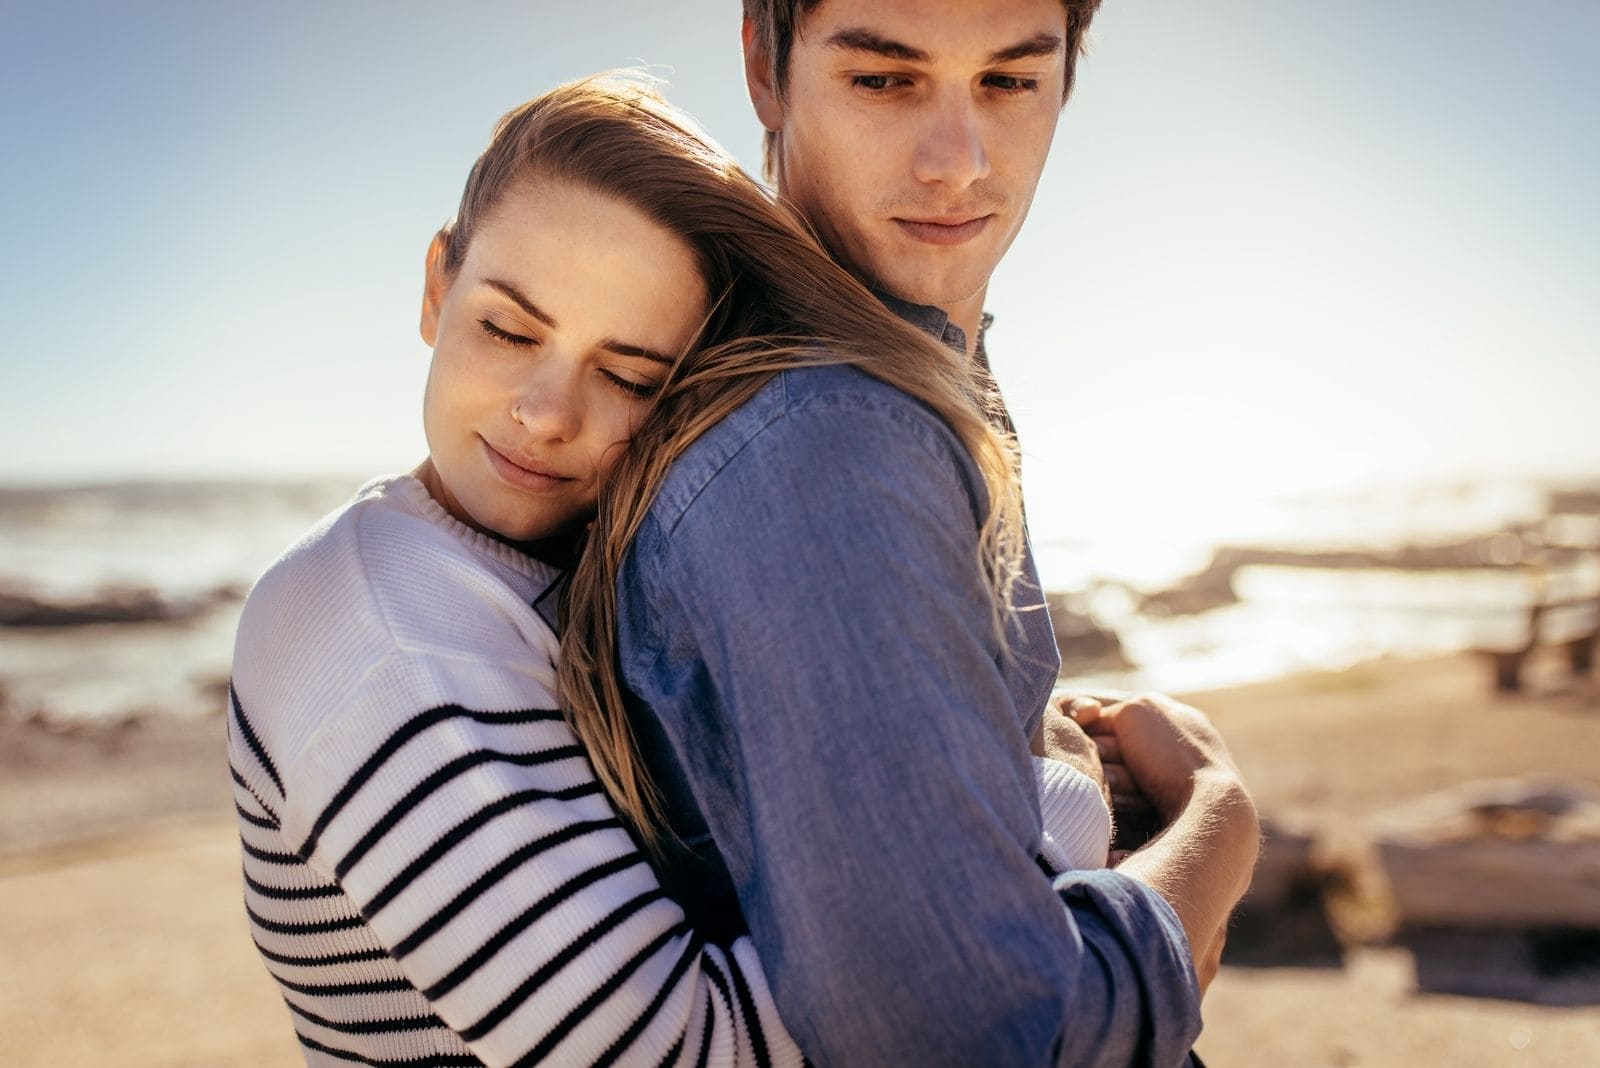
[
  {"left": 851, "top": 74, "right": 905, "bottom": 92},
  {"left": 479, "top": 318, "right": 535, "bottom": 346},
  {"left": 985, "top": 74, "right": 1040, "bottom": 94}
]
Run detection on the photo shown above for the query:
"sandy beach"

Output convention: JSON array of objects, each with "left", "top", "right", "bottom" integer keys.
[{"left": 3, "top": 651, "right": 1597, "bottom": 1067}]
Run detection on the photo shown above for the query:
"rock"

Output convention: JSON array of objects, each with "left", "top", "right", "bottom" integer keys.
[
  {"left": 1241, "top": 815, "right": 1317, "bottom": 911},
  {"left": 1043, "top": 593, "right": 1131, "bottom": 672},
  {"left": 0, "top": 584, "right": 240, "bottom": 628},
  {"left": 1372, "top": 778, "right": 1600, "bottom": 929}
]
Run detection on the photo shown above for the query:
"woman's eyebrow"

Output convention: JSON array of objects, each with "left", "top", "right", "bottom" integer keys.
[
  {"left": 600, "top": 339, "right": 673, "bottom": 364},
  {"left": 483, "top": 279, "right": 557, "bottom": 328}
]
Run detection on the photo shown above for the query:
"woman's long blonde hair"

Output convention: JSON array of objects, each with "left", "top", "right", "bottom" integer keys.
[{"left": 440, "top": 74, "right": 1028, "bottom": 843}]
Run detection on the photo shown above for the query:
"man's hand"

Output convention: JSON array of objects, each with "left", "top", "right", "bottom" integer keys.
[
  {"left": 1068, "top": 691, "right": 1259, "bottom": 995},
  {"left": 1051, "top": 693, "right": 1157, "bottom": 848},
  {"left": 1088, "top": 692, "right": 1246, "bottom": 820},
  {"left": 1032, "top": 695, "right": 1109, "bottom": 808}
]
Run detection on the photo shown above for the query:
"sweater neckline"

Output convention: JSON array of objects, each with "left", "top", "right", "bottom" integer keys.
[{"left": 373, "top": 474, "right": 564, "bottom": 583}]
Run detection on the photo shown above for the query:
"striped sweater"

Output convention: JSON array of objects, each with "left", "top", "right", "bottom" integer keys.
[{"left": 228, "top": 475, "right": 1110, "bottom": 1066}]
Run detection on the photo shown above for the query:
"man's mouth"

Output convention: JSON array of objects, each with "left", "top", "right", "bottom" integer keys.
[{"left": 892, "top": 215, "right": 994, "bottom": 247}]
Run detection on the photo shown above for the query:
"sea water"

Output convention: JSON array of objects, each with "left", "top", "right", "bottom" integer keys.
[{"left": 0, "top": 475, "right": 1593, "bottom": 721}]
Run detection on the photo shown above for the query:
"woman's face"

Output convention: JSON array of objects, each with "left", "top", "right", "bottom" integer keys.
[{"left": 419, "top": 178, "right": 708, "bottom": 545}]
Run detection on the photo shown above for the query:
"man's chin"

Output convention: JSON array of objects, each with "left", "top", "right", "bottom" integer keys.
[{"left": 871, "top": 270, "right": 989, "bottom": 314}]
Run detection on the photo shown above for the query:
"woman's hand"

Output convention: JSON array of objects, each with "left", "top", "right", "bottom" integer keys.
[{"left": 1032, "top": 695, "right": 1110, "bottom": 808}]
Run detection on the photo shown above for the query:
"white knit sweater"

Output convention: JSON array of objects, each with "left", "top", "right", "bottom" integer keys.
[{"left": 228, "top": 475, "right": 1110, "bottom": 1067}]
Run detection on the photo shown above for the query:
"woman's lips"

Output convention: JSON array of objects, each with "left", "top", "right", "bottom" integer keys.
[
  {"left": 482, "top": 438, "right": 570, "bottom": 492},
  {"left": 892, "top": 215, "right": 993, "bottom": 246}
]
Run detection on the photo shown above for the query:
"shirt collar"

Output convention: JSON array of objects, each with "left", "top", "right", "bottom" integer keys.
[{"left": 871, "top": 288, "right": 994, "bottom": 371}]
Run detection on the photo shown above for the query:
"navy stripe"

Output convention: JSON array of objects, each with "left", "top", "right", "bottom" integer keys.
[
  {"left": 277, "top": 974, "right": 414, "bottom": 998},
  {"left": 330, "top": 747, "right": 588, "bottom": 878},
  {"left": 725, "top": 951, "right": 773, "bottom": 1068},
  {"left": 235, "top": 799, "right": 279, "bottom": 830},
  {"left": 592, "top": 931, "right": 702, "bottom": 1068},
  {"left": 376, "top": 812, "right": 624, "bottom": 940},
  {"left": 429, "top": 885, "right": 664, "bottom": 1015},
  {"left": 229, "top": 759, "right": 281, "bottom": 823},
  {"left": 295, "top": 1032, "right": 479, "bottom": 1067},
  {"left": 412, "top": 848, "right": 647, "bottom": 988},
  {"left": 287, "top": 997, "right": 443, "bottom": 1036},
  {"left": 654, "top": 1016, "right": 690, "bottom": 1068},
  {"left": 243, "top": 868, "right": 343, "bottom": 901},
  {"left": 500, "top": 923, "right": 692, "bottom": 1059},
  {"left": 247, "top": 902, "right": 364, "bottom": 936},
  {"left": 241, "top": 838, "right": 301, "bottom": 866},
  {"left": 278, "top": 978, "right": 412, "bottom": 1004},
  {"left": 254, "top": 939, "right": 388, "bottom": 968},
  {"left": 692, "top": 995, "right": 715, "bottom": 1068},
  {"left": 702, "top": 953, "right": 732, "bottom": 1012},
  {"left": 299, "top": 704, "right": 564, "bottom": 858},
  {"left": 229, "top": 683, "right": 284, "bottom": 796}
]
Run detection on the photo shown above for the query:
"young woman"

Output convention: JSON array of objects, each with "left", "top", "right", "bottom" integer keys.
[{"left": 227, "top": 75, "right": 1111, "bottom": 1067}]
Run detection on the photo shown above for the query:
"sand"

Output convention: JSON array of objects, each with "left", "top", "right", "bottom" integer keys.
[{"left": 1, "top": 651, "right": 1596, "bottom": 1067}]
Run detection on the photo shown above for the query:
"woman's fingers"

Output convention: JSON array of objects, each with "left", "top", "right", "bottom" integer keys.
[{"left": 1060, "top": 695, "right": 1104, "bottom": 728}]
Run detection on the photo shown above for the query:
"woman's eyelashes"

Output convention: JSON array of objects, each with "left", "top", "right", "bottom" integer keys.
[
  {"left": 479, "top": 316, "right": 660, "bottom": 399},
  {"left": 600, "top": 369, "right": 660, "bottom": 399},
  {"left": 478, "top": 317, "right": 535, "bottom": 346}
]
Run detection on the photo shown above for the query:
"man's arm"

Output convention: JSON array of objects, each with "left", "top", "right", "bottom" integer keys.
[
  {"left": 1066, "top": 692, "right": 1262, "bottom": 989},
  {"left": 622, "top": 383, "right": 1227, "bottom": 1065}
]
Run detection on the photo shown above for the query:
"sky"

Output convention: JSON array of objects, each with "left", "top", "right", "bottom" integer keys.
[{"left": 2, "top": 0, "right": 1597, "bottom": 543}]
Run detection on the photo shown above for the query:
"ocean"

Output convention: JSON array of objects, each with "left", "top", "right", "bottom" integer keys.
[{"left": 1, "top": 474, "right": 1595, "bottom": 723}]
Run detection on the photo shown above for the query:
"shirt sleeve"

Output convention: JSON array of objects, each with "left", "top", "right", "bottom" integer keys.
[{"left": 626, "top": 397, "right": 1202, "bottom": 1067}]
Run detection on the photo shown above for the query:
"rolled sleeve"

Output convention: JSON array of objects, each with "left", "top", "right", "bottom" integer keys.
[{"left": 620, "top": 370, "right": 1201, "bottom": 1066}]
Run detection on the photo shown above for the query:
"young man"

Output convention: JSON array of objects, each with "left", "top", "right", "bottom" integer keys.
[{"left": 613, "top": 2, "right": 1260, "bottom": 1063}]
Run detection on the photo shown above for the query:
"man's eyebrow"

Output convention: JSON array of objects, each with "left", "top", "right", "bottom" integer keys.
[
  {"left": 824, "top": 28, "right": 928, "bottom": 63},
  {"left": 600, "top": 339, "right": 674, "bottom": 365},
  {"left": 989, "top": 33, "right": 1064, "bottom": 65},
  {"left": 483, "top": 279, "right": 557, "bottom": 328}
]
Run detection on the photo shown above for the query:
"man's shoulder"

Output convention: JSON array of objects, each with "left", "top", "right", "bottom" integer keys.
[{"left": 648, "top": 363, "right": 966, "bottom": 532}]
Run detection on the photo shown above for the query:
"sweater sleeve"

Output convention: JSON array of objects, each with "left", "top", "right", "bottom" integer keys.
[
  {"left": 229, "top": 494, "right": 806, "bottom": 1068},
  {"left": 1033, "top": 756, "right": 1113, "bottom": 872},
  {"left": 262, "top": 648, "right": 805, "bottom": 1068}
]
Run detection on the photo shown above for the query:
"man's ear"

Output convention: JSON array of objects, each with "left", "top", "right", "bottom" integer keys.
[
  {"left": 741, "top": 17, "right": 784, "bottom": 133},
  {"left": 420, "top": 230, "right": 450, "bottom": 347}
]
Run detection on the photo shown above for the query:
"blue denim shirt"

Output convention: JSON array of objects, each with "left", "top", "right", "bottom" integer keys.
[{"left": 616, "top": 315, "right": 1202, "bottom": 1066}]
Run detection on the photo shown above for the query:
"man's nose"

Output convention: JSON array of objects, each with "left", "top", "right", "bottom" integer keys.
[{"left": 911, "top": 93, "right": 991, "bottom": 189}]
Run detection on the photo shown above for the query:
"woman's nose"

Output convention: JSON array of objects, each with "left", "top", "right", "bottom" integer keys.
[{"left": 509, "top": 361, "right": 582, "bottom": 443}]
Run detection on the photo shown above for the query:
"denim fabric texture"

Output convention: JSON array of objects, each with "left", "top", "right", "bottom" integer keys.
[{"left": 616, "top": 314, "right": 1203, "bottom": 1066}]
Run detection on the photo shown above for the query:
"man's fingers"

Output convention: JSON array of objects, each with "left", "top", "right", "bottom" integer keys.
[{"left": 1094, "top": 734, "right": 1122, "bottom": 764}]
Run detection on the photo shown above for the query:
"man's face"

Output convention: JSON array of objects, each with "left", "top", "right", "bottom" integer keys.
[{"left": 751, "top": 0, "right": 1068, "bottom": 313}]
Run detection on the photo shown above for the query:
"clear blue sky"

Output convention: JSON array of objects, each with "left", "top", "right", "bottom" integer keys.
[{"left": 3, "top": 1, "right": 1596, "bottom": 538}]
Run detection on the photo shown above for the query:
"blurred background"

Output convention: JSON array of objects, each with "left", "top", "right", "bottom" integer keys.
[{"left": 1, "top": 2, "right": 1596, "bottom": 1065}]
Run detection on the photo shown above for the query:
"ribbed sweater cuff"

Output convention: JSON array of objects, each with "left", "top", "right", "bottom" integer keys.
[{"left": 1033, "top": 756, "right": 1113, "bottom": 872}]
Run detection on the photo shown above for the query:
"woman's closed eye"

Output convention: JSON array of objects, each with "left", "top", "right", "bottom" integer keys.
[
  {"left": 600, "top": 368, "right": 661, "bottom": 399},
  {"left": 478, "top": 317, "right": 536, "bottom": 347}
]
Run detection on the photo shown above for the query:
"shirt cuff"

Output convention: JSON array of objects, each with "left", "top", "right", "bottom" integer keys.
[{"left": 1033, "top": 756, "right": 1112, "bottom": 872}]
